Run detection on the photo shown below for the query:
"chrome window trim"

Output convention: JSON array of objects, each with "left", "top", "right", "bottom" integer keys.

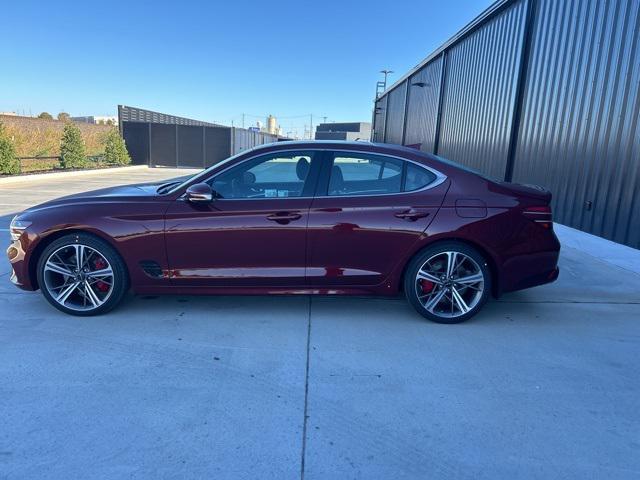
[{"left": 185, "top": 148, "right": 448, "bottom": 201}]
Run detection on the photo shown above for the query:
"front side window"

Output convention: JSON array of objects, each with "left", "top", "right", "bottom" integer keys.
[{"left": 211, "top": 151, "right": 314, "bottom": 199}]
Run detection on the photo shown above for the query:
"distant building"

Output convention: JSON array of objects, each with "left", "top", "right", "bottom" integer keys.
[
  {"left": 0, "top": 111, "right": 18, "bottom": 116},
  {"left": 71, "top": 115, "right": 118, "bottom": 126},
  {"left": 315, "top": 122, "right": 371, "bottom": 141}
]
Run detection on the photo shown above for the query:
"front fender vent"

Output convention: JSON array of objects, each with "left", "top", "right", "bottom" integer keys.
[{"left": 139, "top": 260, "right": 163, "bottom": 278}]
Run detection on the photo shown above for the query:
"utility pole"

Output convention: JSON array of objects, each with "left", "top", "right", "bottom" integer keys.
[
  {"left": 242, "top": 113, "right": 245, "bottom": 129},
  {"left": 322, "top": 116, "right": 327, "bottom": 124},
  {"left": 310, "top": 114, "right": 313, "bottom": 140}
]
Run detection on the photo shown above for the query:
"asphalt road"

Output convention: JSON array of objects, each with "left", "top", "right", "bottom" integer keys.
[{"left": 1, "top": 168, "right": 639, "bottom": 479}]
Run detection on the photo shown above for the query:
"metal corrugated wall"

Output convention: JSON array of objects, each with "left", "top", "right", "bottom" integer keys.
[
  {"left": 512, "top": 0, "right": 640, "bottom": 248},
  {"left": 383, "top": 81, "right": 407, "bottom": 144},
  {"left": 437, "top": 0, "right": 527, "bottom": 180},
  {"left": 372, "top": 96, "right": 387, "bottom": 142},
  {"left": 373, "top": 0, "right": 640, "bottom": 248},
  {"left": 403, "top": 56, "right": 443, "bottom": 152}
]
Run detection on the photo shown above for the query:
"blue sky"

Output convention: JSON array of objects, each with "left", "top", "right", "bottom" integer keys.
[{"left": 2, "top": 0, "right": 490, "bottom": 135}]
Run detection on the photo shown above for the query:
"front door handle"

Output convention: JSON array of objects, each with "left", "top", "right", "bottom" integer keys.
[
  {"left": 266, "top": 212, "right": 302, "bottom": 224},
  {"left": 394, "top": 209, "right": 431, "bottom": 221}
]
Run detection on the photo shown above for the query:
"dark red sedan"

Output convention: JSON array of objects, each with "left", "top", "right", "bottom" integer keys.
[{"left": 7, "top": 141, "right": 559, "bottom": 323}]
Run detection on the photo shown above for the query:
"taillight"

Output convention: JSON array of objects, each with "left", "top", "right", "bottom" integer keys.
[{"left": 523, "top": 205, "right": 553, "bottom": 229}]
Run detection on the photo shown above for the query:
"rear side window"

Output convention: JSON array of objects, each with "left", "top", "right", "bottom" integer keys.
[
  {"left": 405, "top": 163, "right": 436, "bottom": 191},
  {"left": 326, "top": 152, "right": 438, "bottom": 196},
  {"left": 328, "top": 154, "right": 403, "bottom": 196}
]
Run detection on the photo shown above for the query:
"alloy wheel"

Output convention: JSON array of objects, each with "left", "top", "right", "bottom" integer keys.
[
  {"left": 42, "top": 243, "right": 115, "bottom": 312},
  {"left": 414, "top": 251, "right": 485, "bottom": 319}
]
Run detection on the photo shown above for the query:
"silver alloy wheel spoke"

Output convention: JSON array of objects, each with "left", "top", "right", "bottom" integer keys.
[
  {"left": 425, "top": 287, "right": 447, "bottom": 312},
  {"left": 45, "top": 260, "right": 74, "bottom": 277},
  {"left": 86, "top": 267, "right": 113, "bottom": 279},
  {"left": 450, "top": 287, "right": 470, "bottom": 314},
  {"left": 74, "top": 244, "right": 85, "bottom": 271},
  {"left": 56, "top": 281, "right": 80, "bottom": 304},
  {"left": 83, "top": 282, "right": 101, "bottom": 307},
  {"left": 446, "top": 251, "right": 458, "bottom": 278},
  {"left": 456, "top": 272, "right": 484, "bottom": 285},
  {"left": 417, "top": 269, "right": 443, "bottom": 284}
]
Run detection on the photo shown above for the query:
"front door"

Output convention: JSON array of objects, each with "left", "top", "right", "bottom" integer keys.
[
  {"left": 165, "top": 150, "right": 320, "bottom": 287},
  {"left": 306, "top": 150, "right": 449, "bottom": 286}
]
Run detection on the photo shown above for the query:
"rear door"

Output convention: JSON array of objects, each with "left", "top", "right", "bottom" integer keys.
[{"left": 306, "top": 150, "right": 449, "bottom": 286}]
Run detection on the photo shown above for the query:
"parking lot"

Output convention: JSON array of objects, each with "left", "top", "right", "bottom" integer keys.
[{"left": 1, "top": 168, "right": 639, "bottom": 479}]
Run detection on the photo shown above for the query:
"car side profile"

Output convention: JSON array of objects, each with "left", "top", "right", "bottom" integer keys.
[{"left": 7, "top": 141, "right": 560, "bottom": 323}]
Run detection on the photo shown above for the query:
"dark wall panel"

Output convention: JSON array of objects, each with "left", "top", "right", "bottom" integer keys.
[
  {"left": 383, "top": 80, "right": 407, "bottom": 144},
  {"left": 513, "top": 0, "right": 640, "bottom": 248},
  {"left": 403, "top": 56, "right": 443, "bottom": 152},
  {"left": 150, "top": 124, "right": 177, "bottom": 167},
  {"left": 177, "top": 126, "right": 204, "bottom": 168},
  {"left": 438, "top": 0, "right": 527, "bottom": 180},
  {"left": 205, "top": 127, "right": 231, "bottom": 167},
  {"left": 372, "top": 96, "right": 387, "bottom": 142},
  {"left": 122, "top": 122, "right": 149, "bottom": 165}
]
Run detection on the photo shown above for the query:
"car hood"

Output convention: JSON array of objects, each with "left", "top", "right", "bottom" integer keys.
[{"left": 19, "top": 181, "right": 170, "bottom": 216}]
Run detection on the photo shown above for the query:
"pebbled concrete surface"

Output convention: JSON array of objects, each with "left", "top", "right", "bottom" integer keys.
[{"left": 1, "top": 169, "right": 639, "bottom": 479}]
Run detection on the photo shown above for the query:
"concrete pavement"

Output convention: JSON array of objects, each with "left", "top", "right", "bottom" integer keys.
[{"left": 1, "top": 169, "right": 639, "bottom": 479}]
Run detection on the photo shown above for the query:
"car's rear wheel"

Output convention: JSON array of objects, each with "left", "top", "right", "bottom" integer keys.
[
  {"left": 404, "top": 242, "right": 491, "bottom": 324},
  {"left": 37, "top": 233, "right": 128, "bottom": 316}
]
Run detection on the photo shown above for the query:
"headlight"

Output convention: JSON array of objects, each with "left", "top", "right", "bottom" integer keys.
[{"left": 9, "top": 216, "right": 31, "bottom": 241}]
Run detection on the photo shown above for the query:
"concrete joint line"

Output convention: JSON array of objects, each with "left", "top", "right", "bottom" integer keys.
[{"left": 300, "top": 296, "right": 312, "bottom": 480}]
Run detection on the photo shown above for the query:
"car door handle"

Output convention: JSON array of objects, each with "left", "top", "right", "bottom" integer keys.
[
  {"left": 394, "top": 209, "right": 431, "bottom": 221},
  {"left": 266, "top": 212, "right": 302, "bottom": 223}
]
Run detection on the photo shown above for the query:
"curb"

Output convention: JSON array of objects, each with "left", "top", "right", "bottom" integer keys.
[{"left": 0, "top": 165, "right": 150, "bottom": 184}]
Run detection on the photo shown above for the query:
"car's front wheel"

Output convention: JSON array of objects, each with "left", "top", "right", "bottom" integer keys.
[
  {"left": 404, "top": 242, "right": 491, "bottom": 324},
  {"left": 37, "top": 233, "right": 128, "bottom": 316}
]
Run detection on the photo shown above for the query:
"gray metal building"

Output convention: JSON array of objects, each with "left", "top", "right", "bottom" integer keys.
[
  {"left": 315, "top": 122, "right": 372, "bottom": 141},
  {"left": 373, "top": 0, "right": 640, "bottom": 248},
  {"left": 118, "top": 105, "right": 281, "bottom": 169}
]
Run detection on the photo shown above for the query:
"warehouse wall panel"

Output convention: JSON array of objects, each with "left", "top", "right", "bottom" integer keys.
[
  {"left": 403, "top": 56, "right": 443, "bottom": 152},
  {"left": 372, "top": 96, "right": 387, "bottom": 142},
  {"left": 512, "top": 0, "right": 640, "bottom": 247},
  {"left": 437, "top": 0, "right": 527, "bottom": 179},
  {"left": 383, "top": 80, "right": 407, "bottom": 145}
]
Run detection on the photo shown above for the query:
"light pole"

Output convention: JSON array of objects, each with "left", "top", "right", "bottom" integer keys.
[{"left": 376, "top": 69, "right": 393, "bottom": 98}]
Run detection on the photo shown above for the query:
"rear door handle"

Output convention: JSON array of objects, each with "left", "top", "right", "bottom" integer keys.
[
  {"left": 266, "top": 212, "right": 302, "bottom": 223},
  {"left": 394, "top": 209, "right": 431, "bottom": 221}
]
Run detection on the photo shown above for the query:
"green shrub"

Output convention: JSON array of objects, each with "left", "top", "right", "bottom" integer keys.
[
  {"left": 60, "top": 122, "right": 88, "bottom": 168},
  {"left": 37, "top": 112, "right": 53, "bottom": 120},
  {"left": 103, "top": 128, "right": 131, "bottom": 165},
  {"left": 0, "top": 122, "right": 20, "bottom": 174}
]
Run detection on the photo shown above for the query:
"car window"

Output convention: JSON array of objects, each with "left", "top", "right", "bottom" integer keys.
[
  {"left": 211, "top": 151, "right": 313, "bottom": 199},
  {"left": 405, "top": 163, "right": 436, "bottom": 191},
  {"left": 328, "top": 153, "right": 403, "bottom": 196}
]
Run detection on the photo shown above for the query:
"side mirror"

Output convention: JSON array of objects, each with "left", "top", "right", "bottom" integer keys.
[{"left": 185, "top": 183, "right": 213, "bottom": 203}]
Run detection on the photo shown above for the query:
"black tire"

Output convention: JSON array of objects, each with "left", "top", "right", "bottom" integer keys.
[
  {"left": 36, "top": 232, "right": 129, "bottom": 316},
  {"left": 404, "top": 241, "right": 491, "bottom": 324}
]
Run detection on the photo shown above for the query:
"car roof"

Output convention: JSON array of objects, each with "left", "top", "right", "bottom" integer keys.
[{"left": 252, "top": 140, "right": 437, "bottom": 159}]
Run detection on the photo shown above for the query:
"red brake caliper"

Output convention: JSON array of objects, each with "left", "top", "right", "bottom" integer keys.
[
  {"left": 93, "top": 257, "right": 109, "bottom": 292},
  {"left": 420, "top": 279, "right": 435, "bottom": 294}
]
